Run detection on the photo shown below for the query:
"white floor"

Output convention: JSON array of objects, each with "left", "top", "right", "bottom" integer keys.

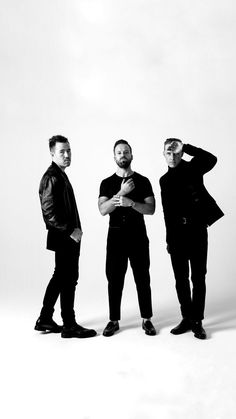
[{"left": 1, "top": 297, "right": 236, "bottom": 419}]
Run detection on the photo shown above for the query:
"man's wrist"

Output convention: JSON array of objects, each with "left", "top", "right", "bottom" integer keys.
[
  {"left": 130, "top": 200, "right": 136, "bottom": 208},
  {"left": 119, "top": 190, "right": 126, "bottom": 196}
]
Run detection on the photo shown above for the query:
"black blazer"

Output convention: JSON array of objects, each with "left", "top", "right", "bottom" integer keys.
[
  {"left": 39, "top": 162, "right": 81, "bottom": 251},
  {"left": 160, "top": 144, "right": 224, "bottom": 246}
]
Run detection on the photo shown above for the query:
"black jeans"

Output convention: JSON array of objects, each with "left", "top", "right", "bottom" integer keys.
[
  {"left": 106, "top": 226, "right": 153, "bottom": 321},
  {"left": 40, "top": 238, "right": 81, "bottom": 327},
  {"left": 169, "top": 225, "right": 208, "bottom": 321}
]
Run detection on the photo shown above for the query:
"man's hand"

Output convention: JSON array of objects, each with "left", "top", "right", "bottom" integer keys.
[
  {"left": 167, "top": 140, "right": 183, "bottom": 154},
  {"left": 70, "top": 228, "right": 83, "bottom": 243},
  {"left": 119, "top": 178, "right": 135, "bottom": 196},
  {"left": 113, "top": 195, "right": 134, "bottom": 207}
]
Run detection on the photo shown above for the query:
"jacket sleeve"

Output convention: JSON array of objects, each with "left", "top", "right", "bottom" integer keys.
[
  {"left": 159, "top": 177, "right": 171, "bottom": 245},
  {"left": 39, "top": 175, "right": 73, "bottom": 234},
  {"left": 183, "top": 144, "right": 217, "bottom": 174}
]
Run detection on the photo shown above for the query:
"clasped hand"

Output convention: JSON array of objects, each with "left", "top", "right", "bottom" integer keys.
[{"left": 112, "top": 195, "right": 133, "bottom": 207}]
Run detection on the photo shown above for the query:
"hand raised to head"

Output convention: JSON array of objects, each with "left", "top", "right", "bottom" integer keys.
[{"left": 167, "top": 140, "right": 183, "bottom": 154}]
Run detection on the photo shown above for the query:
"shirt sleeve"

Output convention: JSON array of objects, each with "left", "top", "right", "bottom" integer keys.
[
  {"left": 143, "top": 177, "right": 155, "bottom": 199},
  {"left": 99, "top": 178, "right": 110, "bottom": 198}
]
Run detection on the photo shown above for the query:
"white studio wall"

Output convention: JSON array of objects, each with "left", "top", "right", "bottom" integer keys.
[{"left": 0, "top": 0, "right": 235, "bottom": 320}]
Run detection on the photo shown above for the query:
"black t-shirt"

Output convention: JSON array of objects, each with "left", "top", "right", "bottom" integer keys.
[{"left": 99, "top": 172, "right": 154, "bottom": 228}]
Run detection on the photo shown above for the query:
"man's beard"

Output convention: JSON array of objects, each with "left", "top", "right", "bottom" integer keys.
[{"left": 116, "top": 158, "right": 131, "bottom": 169}]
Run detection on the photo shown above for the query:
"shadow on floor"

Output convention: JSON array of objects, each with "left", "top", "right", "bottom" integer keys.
[
  {"left": 76, "top": 292, "right": 236, "bottom": 337},
  {"left": 205, "top": 295, "right": 236, "bottom": 333}
]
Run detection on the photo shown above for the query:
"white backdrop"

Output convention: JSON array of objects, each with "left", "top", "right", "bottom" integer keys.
[{"left": 1, "top": 0, "right": 235, "bottom": 322}]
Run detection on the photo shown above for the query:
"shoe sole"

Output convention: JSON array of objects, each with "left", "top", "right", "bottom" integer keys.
[
  {"left": 170, "top": 328, "right": 191, "bottom": 335},
  {"left": 193, "top": 333, "right": 207, "bottom": 340},
  {"left": 144, "top": 330, "right": 156, "bottom": 336},
  {"left": 34, "top": 325, "right": 62, "bottom": 333},
  {"left": 61, "top": 332, "right": 97, "bottom": 339}
]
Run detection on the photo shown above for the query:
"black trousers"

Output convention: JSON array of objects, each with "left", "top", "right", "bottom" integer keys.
[
  {"left": 106, "top": 226, "right": 153, "bottom": 321},
  {"left": 40, "top": 238, "right": 80, "bottom": 327},
  {"left": 169, "top": 225, "right": 208, "bottom": 321}
]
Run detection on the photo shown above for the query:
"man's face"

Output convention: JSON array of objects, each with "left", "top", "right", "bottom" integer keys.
[
  {"left": 51, "top": 141, "right": 71, "bottom": 170},
  {"left": 163, "top": 144, "right": 183, "bottom": 168},
  {"left": 114, "top": 144, "right": 133, "bottom": 169}
]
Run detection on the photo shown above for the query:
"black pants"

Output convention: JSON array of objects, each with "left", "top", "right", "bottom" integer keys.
[
  {"left": 40, "top": 238, "right": 80, "bottom": 327},
  {"left": 169, "top": 225, "right": 208, "bottom": 321},
  {"left": 106, "top": 226, "right": 153, "bottom": 321}
]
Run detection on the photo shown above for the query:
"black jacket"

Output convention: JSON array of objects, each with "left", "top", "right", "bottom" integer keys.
[
  {"left": 39, "top": 162, "right": 81, "bottom": 251},
  {"left": 159, "top": 144, "right": 224, "bottom": 246}
]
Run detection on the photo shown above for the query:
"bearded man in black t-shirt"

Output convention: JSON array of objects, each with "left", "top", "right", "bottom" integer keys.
[{"left": 98, "top": 139, "right": 156, "bottom": 337}]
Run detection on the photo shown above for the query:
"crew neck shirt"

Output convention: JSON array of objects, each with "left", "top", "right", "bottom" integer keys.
[{"left": 99, "top": 172, "right": 154, "bottom": 228}]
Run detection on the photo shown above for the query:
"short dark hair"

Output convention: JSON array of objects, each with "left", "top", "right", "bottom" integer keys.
[
  {"left": 49, "top": 135, "right": 69, "bottom": 150},
  {"left": 113, "top": 139, "right": 132, "bottom": 154},
  {"left": 164, "top": 138, "right": 182, "bottom": 148}
]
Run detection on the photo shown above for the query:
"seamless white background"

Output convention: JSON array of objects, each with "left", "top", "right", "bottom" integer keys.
[
  {"left": 1, "top": 1, "right": 236, "bottom": 418},
  {"left": 1, "top": 0, "right": 234, "bottom": 310}
]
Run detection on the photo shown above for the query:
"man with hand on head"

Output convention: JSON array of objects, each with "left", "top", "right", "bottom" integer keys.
[
  {"left": 160, "top": 139, "right": 224, "bottom": 339},
  {"left": 35, "top": 135, "right": 96, "bottom": 339},
  {"left": 98, "top": 139, "right": 156, "bottom": 337}
]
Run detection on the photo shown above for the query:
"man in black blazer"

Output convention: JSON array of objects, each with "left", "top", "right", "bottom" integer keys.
[
  {"left": 160, "top": 139, "right": 223, "bottom": 339},
  {"left": 35, "top": 135, "right": 96, "bottom": 339}
]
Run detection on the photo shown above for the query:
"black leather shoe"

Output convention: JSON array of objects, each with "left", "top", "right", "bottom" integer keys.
[
  {"left": 34, "top": 318, "right": 63, "bottom": 333},
  {"left": 192, "top": 321, "right": 207, "bottom": 340},
  {"left": 170, "top": 318, "right": 192, "bottom": 335},
  {"left": 61, "top": 323, "right": 97, "bottom": 338},
  {"left": 103, "top": 321, "right": 119, "bottom": 337},
  {"left": 142, "top": 320, "right": 156, "bottom": 336}
]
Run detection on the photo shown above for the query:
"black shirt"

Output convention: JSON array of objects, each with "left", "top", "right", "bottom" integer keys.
[{"left": 99, "top": 172, "right": 154, "bottom": 228}]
